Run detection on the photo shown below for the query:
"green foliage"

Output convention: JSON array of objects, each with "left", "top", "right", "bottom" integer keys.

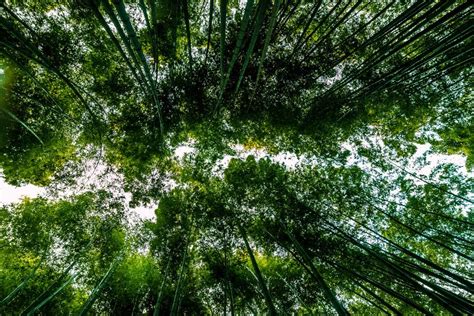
[{"left": 0, "top": 0, "right": 472, "bottom": 314}]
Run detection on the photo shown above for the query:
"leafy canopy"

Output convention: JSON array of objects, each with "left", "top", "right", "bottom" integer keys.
[{"left": 0, "top": 0, "right": 473, "bottom": 315}]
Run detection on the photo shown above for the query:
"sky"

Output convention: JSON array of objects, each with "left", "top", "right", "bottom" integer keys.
[
  {"left": 0, "top": 177, "right": 45, "bottom": 204},
  {"left": 0, "top": 144, "right": 470, "bottom": 220}
]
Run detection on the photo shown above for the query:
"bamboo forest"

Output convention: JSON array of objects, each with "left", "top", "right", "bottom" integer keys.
[{"left": 0, "top": 0, "right": 473, "bottom": 315}]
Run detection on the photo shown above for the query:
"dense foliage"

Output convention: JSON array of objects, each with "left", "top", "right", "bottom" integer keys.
[{"left": 0, "top": 0, "right": 472, "bottom": 314}]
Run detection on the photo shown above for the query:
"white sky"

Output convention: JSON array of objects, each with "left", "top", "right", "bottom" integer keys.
[
  {"left": 0, "top": 144, "right": 471, "bottom": 220},
  {"left": 0, "top": 176, "right": 45, "bottom": 204}
]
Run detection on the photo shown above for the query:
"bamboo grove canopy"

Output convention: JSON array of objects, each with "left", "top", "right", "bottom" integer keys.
[{"left": 0, "top": 0, "right": 473, "bottom": 314}]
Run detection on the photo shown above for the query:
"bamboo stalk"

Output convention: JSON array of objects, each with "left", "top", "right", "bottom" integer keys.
[
  {"left": 78, "top": 255, "right": 122, "bottom": 315},
  {"left": 283, "top": 227, "right": 349, "bottom": 316},
  {"left": 239, "top": 225, "right": 277, "bottom": 315}
]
